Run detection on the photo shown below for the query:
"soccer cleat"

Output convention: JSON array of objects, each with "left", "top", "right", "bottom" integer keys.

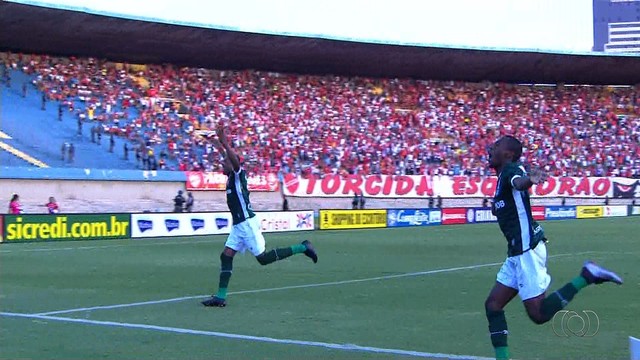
[
  {"left": 201, "top": 295, "right": 227, "bottom": 307},
  {"left": 581, "top": 261, "right": 623, "bottom": 285},
  {"left": 302, "top": 240, "right": 318, "bottom": 263}
]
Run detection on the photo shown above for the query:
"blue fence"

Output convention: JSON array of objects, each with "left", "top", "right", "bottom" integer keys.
[{"left": 0, "top": 166, "right": 186, "bottom": 182}]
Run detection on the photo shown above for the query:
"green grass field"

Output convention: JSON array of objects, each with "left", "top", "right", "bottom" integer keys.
[{"left": 0, "top": 217, "right": 638, "bottom": 360}]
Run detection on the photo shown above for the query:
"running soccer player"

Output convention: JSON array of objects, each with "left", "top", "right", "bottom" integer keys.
[
  {"left": 484, "top": 136, "right": 623, "bottom": 360},
  {"left": 201, "top": 124, "right": 318, "bottom": 307}
]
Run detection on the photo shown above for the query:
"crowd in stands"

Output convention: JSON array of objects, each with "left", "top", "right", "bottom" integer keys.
[{"left": 2, "top": 52, "right": 639, "bottom": 178}]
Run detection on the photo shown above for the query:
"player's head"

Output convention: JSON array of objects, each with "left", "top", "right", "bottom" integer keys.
[
  {"left": 49, "top": 196, "right": 55, "bottom": 203},
  {"left": 488, "top": 135, "right": 522, "bottom": 169},
  {"left": 10, "top": 194, "right": 19, "bottom": 202},
  {"left": 221, "top": 156, "right": 233, "bottom": 176}
]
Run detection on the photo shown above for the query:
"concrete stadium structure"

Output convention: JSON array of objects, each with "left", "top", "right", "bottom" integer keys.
[{"left": 1, "top": 1, "right": 639, "bottom": 85}]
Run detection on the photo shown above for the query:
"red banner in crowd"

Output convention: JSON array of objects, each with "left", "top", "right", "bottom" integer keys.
[
  {"left": 442, "top": 208, "right": 467, "bottom": 225},
  {"left": 282, "top": 174, "right": 640, "bottom": 199},
  {"left": 186, "top": 172, "right": 280, "bottom": 192}
]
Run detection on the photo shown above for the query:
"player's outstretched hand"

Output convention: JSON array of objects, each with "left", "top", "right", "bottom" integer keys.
[
  {"left": 216, "top": 123, "right": 227, "bottom": 144},
  {"left": 211, "top": 137, "right": 224, "bottom": 152},
  {"left": 529, "top": 168, "right": 548, "bottom": 184}
]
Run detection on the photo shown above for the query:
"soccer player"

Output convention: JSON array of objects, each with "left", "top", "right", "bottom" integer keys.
[
  {"left": 201, "top": 124, "right": 318, "bottom": 307},
  {"left": 484, "top": 136, "right": 623, "bottom": 360}
]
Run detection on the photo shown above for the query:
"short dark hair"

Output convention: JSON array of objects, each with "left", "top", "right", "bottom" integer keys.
[{"left": 502, "top": 135, "right": 522, "bottom": 161}]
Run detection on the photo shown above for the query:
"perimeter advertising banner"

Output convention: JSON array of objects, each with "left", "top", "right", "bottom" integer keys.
[
  {"left": 131, "top": 212, "right": 232, "bottom": 238},
  {"left": 3, "top": 214, "right": 130, "bottom": 242},
  {"left": 531, "top": 206, "right": 546, "bottom": 221},
  {"left": 131, "top": 211, "right": 314, "bottom": 238},
  {"left": 387, "top": 209, "right": 441, "bottom": 227},
  {"left": 441, "top": 208, "right": 467, "bottom": 225},
  {"left": 576, "top": 206, "right": 604, "bottom": 219},
  {"left": 0, "top": 215, "right": 3, "bottom": 243},
  {"left": 545, "top": 206, "right": 577, "bottom": 220},
  {"left": 465, "top": 208, "right": 497, "bottom": 224},
  {"left": 630, "top": 206, "right": 640, "bottom": 216},
  {"left": 603, "top": 205, "right": 628, "bottom": 217},
  {"left": 319, "top": 209, "right": 387, "bottom": 230}
]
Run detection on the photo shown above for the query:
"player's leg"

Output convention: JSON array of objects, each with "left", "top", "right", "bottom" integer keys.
[
  {"left": 520, "top": 244, "right": 623, "bottom": 324},
  {"left": 202, "top": 226, "right": 244, "bottom": 307},
  {"left": 245, "top": 217, "right": 318, "bottom": 264},
  {"left": 485, "top": 259, "right": 519, "bottom": 360}
]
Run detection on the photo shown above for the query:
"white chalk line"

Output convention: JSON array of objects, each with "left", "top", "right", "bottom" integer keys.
[
  {"left": 0, "top": 238, "right": 216, "bottom": 253},
  {"left": 33, "top": 251, "right": 595, "bottom": 317},
  {"left": 0, "top": 311, "right": 492, "bottom": 360}
]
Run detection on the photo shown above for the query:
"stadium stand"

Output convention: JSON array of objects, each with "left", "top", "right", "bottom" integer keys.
[{"left": 1, "top": 53, "right": 639, "bottom": 178}]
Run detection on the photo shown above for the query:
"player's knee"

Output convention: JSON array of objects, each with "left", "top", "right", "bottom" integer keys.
[
  {"left": 485, "top": 297, "right": 502, "bottom": 313},
  {"left": 526, "top": 309, "right": 548, "bottom": 325},
  {"left": 220, "top": 252, "right": 234, "bottom": 269},
  {"left": 255, "top": 253, "right": 269, "bottom": 266}
]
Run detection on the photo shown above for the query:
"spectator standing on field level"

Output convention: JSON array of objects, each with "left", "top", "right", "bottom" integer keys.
[
  {"left": 61, "top": 142, "right": 67, "bottom": 161},
  {"left": 68, "top": 143, "right": 75, "bottom": 163},
  {"left": 109, "top": 134, "right": 115, "bottom": 153},
  {"left": 173, "top": 190, "right": 185, "bottom": 213},
  {"left": 9, "top": 194, "right": 22, "bottom": 214},
  {"left": 44, "top": 197, "right": 60, "bottom": 214},
  {"left": 185, "top": 192, "right": 194, "bottom": 212},
  {"left": 359, "top": 194, "right": 366, "bottom": 209},
  {"left": 282, "top": 195, "right": 289, "bottom": 211}
]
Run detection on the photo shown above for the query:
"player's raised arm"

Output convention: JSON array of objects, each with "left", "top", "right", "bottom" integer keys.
[
  {"left": 512, "top": 168, "right": 548, "bottom": 191},
  {"left": 217, "top": 124, "right": 241, "bottom": 173}
]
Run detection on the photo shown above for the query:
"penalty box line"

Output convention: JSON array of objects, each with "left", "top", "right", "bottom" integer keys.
[
  {"left": 32, "top": 251, "right": 594, "bottom": 317},
  {"left": 0, "top": 311, "right": 492, "bottom": 360}
]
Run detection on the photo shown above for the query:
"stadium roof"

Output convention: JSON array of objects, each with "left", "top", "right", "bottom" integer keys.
[{"left": 1, "top": 1, "right": 639, "bottom": 85}]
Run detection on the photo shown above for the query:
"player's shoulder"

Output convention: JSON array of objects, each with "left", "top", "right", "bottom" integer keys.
[{"left": 503, "top": 161, "right": 526, "bottom": 175}]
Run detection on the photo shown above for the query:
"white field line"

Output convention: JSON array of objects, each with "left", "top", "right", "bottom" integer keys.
[
  {"left": 34, "top": 262, "right": 502, "bottom": 316},
  {"left": 0, "top": 239, "right": 215, "bottom": 253},
  {"left": 0, "top": 311, "right": 493, "bottom": 360},
  {"left": 33, "top": 251, "right": 594, "bottom": 317}
]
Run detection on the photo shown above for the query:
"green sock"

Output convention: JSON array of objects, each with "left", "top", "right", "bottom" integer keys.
[
  {"left": 495, "top": 346, "right": 510, "bottom": 360},
  {"left": 215, "top": 253, "right": 233, "bottom": 299},
  {"left": 571, "top": 275, "right": 588, "bottom": 291},
  {"left": 487, "top": 309, "right": 509, "bottom": 358},
  {"left": 291, "top": 244, "right": 306, "bottom": 254},
  {"left": 216, "top": 287, "right": 227, "bottom": 299},
  {"left": 540, "top": 278, "right": 583, "bottom": 321}
]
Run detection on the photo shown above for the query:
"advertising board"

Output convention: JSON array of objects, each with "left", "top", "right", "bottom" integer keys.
[
  {"left": 576, "top": 206, "right": 604, "bottom": 219},
  {"left": 442, "top": 208, "right": 467, "bottom": 225},
  {"left": 545, "top": 206, "right": 577, "bottom": 220},
  {"left": 319, "top": 210, "right": 387, "bottom": 230},
  {"left": 387, "top": 209, "right": 441, "bottom": 227},
  {"left": 131, "top": 211, "right": 314, "bottom": 238},
  {"left": 3, "top": 214, "right": 130, "bottom": 242}
]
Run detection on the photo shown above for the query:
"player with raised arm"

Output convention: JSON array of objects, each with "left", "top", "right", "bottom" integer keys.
[
  {"left": 201, "top": 124, "right": 318, "bottom": 308},
  {"left": 484, "top": 136, "right": 623, "bottom": 360}
]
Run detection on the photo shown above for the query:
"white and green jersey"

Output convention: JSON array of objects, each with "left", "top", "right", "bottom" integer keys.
[
  {"left": 226, "top": 169, "right": 256, "bottom": 225},
  {"left": 493, "top": 162, "right": 545, "bottom": 257}
]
